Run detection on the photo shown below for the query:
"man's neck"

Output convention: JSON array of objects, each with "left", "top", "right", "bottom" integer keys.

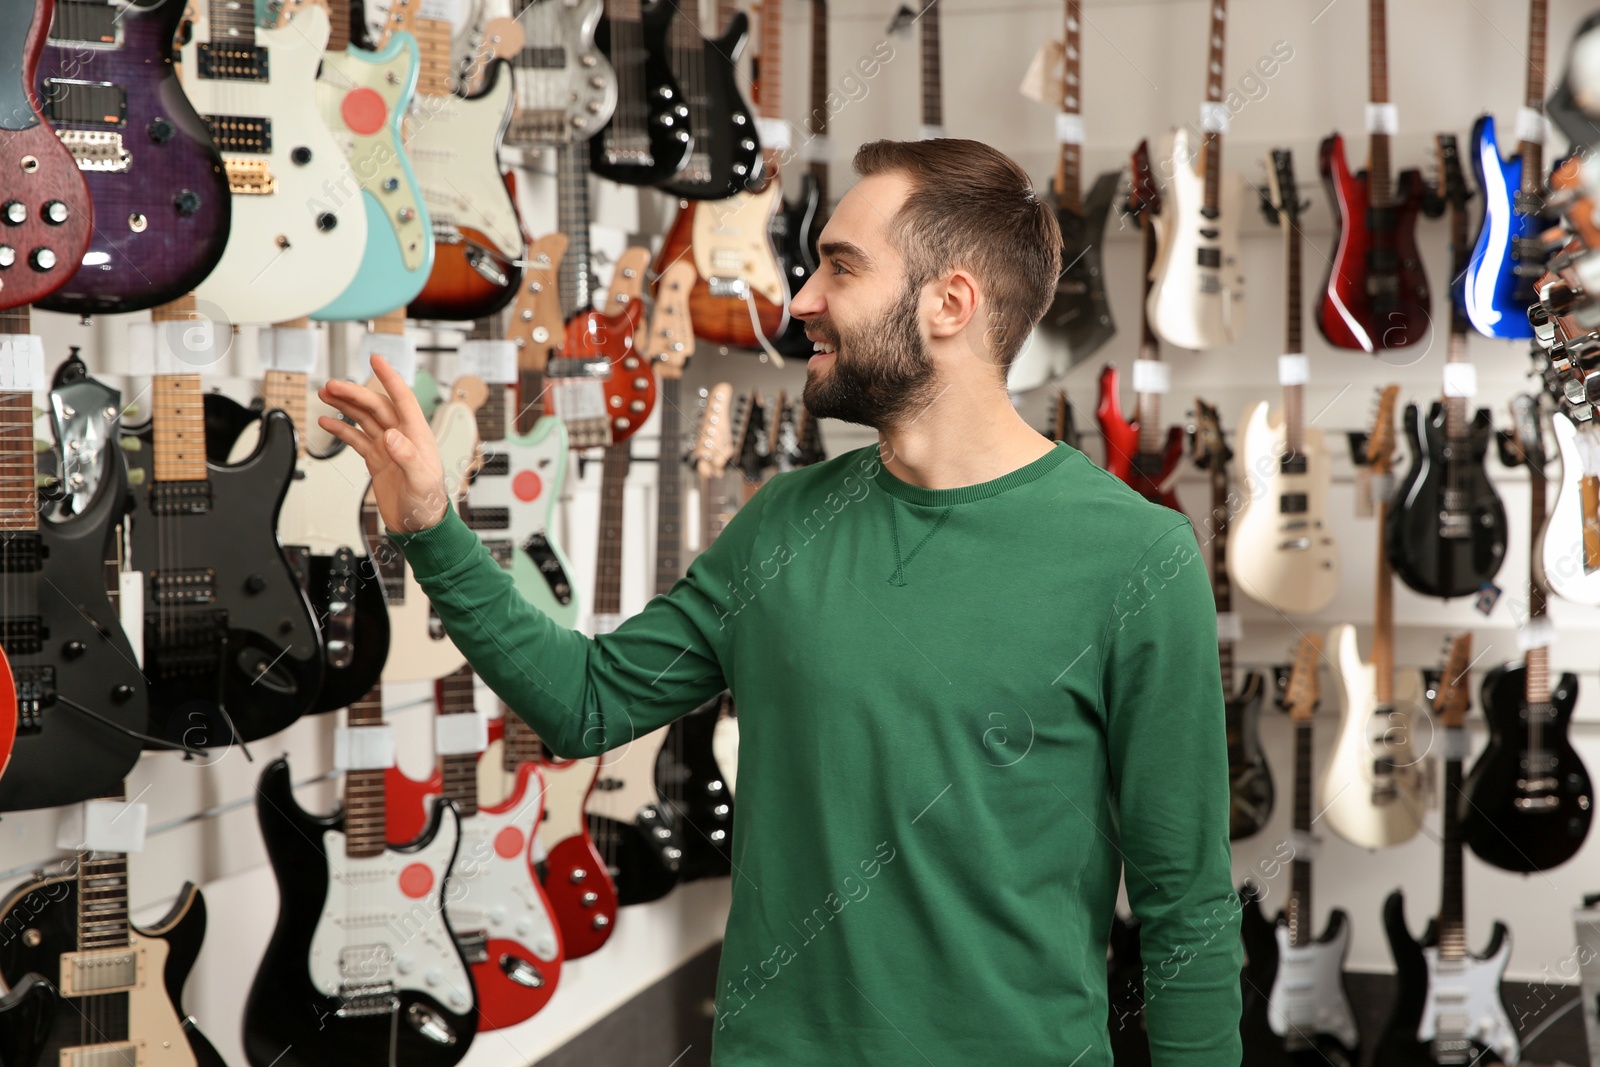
[{"left": 877, "top": 388, "right": 1055, "bottom": 491}]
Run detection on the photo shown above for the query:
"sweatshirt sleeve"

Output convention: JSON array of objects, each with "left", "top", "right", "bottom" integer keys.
[
  {"left": 386, "top": 487, "right": 769, "bottom": 759},
  {"left": 1099, "top": 521, "right": 1243, "bottom": 1065}
]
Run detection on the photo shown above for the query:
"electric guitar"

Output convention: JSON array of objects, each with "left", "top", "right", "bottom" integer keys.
[
  {"left": 1375, "top": 634, "right": 1520, "bottom": 1067},
  {"left": 1239, "top": 635, "right": 1361, "bottom": 1067},
  {"left": 1321, "top": 385, "right": 1429, "bottom": 850},
  {"left": 176, "top": 0, "right": 368, "bottom": 324},
  {"left": 653, "top": 0, "right": 790, "bottom": 351},
  {"left": 656, "top": 0, "right": 762, "bottom": 201},
  {"left": 1228, "top": 148, "right": 1339, "bottom": 615},
  {"left": 311, "top": 0, "right": 434, "bottom": 320},
  {"left": 1097, "top": 142, "right": 1183, "bottom": 514},
  {"left": 217, "top": 354, "right": 391, "bottom": 714},
  {"left": 0, "top": 974, "right": 55, "bottom": 1067},
  {"left": 1387, "top": 135, "right": 1507, "bottom": 599},
  {"left": 590, "top": 0, "right": 691, "bottom": 186},
  {"left": 1191, "top": 401, "right": 1270, "bottom": 840},
  {"left": 497, "top": 0, "right": 616, "bottom": 151},
  {"left": 122, "top": 297, "right": 324, "bottom": 748},
  {"left": 34, "top": 0, "right": 229, "bottom": 315},
  {"left": 1038, "top": 0, "right": 1118, "bottom": 366},
  {"left": 1539, "top": 409, "right": 1600, "bottom": 604},
  {"left": 1316, "top": 0, "right": 1430, "bottom": 352},
  {"left": 462, "top": 255, "right": 579, "bottom": 629},
  {"left": 386, "top": 0, "right": 525, "bottom": 322},
  {"left": 1145, "top": 0, "right": 1244, "bottom": 350},
  {"left": 1464, "top": 394, "right": 1592, "bottom": 873},
  {"left": 543, "top": 145, "right": 656, "bottom": 447},
  {"left": 245, "top": 684, "right": 477, "bottom": 1066},
  {"left": 771, "top": 0, "right": 829, "bottom": 360},
  {"left": 1463, "top": 0, "right": 1551, "bottom": 339},
  {"left": 0, "top": 783, "right": 226, "bottom": 1067},
  {"left": 0, "top": 314, "right": 144, "bottom": 813},
  {"left": 386, "top": 666, "right": 564, "bottom": 1030},
  {"left": 0, "top": 0, "right": 93, "bottom": 312}
]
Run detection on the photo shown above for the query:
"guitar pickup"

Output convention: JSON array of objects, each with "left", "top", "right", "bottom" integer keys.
[
  {"left": 1279, "top": 493, "right": 1309, "bottom": 514},
  {"left": 58, "top": 947, "right": 141, "bottom": 996},
  {"left": 149, "top": 569, "right": 216, "bottom": 605},
  {"left": 0, "top": 616, "right": 45, "bottom": 656},
  {"left": 0, "top": 533, "right": 45, "bottom": 573},
  {"left": 197, "top": 42, "right": 269, "bottom": 82},
  {"left": 55, "top": 129, "right": 131, "bottom": 173},
  {"left": 466, "top": 507, "right": 509, "bottom": 531},
  {"left": 1279, "top": 453, "right": 1307, "bottom": 475},
  {"left": 150, "top": 481, "right": 213, "bottom": 515},
  {"left": 477, "top": 453, "right": 510, "bottom": 478},
  {"left": 42, "top": 79, "right": 127, "bottom": 129},
  {"left": 1276, "top": 537, "right": 1312, "bottom": 551}
]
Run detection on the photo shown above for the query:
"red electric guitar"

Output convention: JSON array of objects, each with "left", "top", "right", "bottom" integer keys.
[
  {"left": 386, "top": 665, "right": 564, "bottom": 1030},
  {"left": 1096, "top": 141, "right": 1184, "bottom": 514},
  {"left": 1315, "top": 0, "right": 1430, "bottom": 353},
  {"left": 0, "top": 0, "right": 93, "bottom": 310}
]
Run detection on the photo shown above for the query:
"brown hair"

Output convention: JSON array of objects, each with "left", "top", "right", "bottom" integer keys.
[{"left": 852, "top": 138, "right": 1062, "bottom": 371}]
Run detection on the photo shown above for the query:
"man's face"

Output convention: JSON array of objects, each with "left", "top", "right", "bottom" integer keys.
[{"left": 791, "top": 174, "right": 940, "bottom": 430}]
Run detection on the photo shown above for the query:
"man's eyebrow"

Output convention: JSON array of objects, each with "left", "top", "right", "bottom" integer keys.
[{"left": 819, "top": 240, "right": 871, "bottom": 267}]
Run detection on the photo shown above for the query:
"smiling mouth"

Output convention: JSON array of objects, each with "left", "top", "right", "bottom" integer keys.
[{"left": 810, "top": 341, "right": 837, "bottom": 355}]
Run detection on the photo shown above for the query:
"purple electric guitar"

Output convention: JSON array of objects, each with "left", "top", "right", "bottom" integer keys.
[{"left": 34, "top": 0, "right": 231, "bottom": 314}]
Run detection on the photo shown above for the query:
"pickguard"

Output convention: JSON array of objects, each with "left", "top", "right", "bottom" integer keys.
[
  {"left": 1267, "top": 923, "right": 1359, "bottom": 1051},
  {"left": 1418, "top": 943, "right": 1519, "bottom": 1063}
]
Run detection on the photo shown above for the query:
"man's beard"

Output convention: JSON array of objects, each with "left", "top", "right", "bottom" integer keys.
[{"left": 800, "top": 283, "right": 939, "bottom": 429}]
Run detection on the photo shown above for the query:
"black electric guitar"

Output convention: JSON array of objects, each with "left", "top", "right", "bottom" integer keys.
[
  {"left": 0, "top": 316, "right": 148, "bottom": 813},
  {"left": 245, "top": 684, "right": 477, "bottom": 1067},
  {"left": 658, "top": 0, "right": 761, "bottom": 200},
  {"left": 121, "top": 297, "right": 324, "bottom": 748},
  {"left": 1041, "top": 0, "right": 1117, "bottom": 362},
  {"left": 772, "top": 0, "right": 828, "bottom": 359},
  {"left": 1191, "top": 400, "right": 1271, "bottom": 840},
  {"left": 1239, "top": 635, "right": 1360, "bottom": 1067},
  {"left": 1386, "top": 135, "right": 1507, "bottom": 599},
  {"left": 1375, "top": 634, "right": 1520, "bottom": 1067},
  {"left": 0, "top": 783, "right": 226, "bottom": 1067},
  {"left": 1462, "top": 393, "right": 1592, "bottom": 871},
  {"left": 0, "top": 973, "right": 56, "bottom": 1067},
  {"left": 590, "top": 0, "right": 691, "bottom": 186}
]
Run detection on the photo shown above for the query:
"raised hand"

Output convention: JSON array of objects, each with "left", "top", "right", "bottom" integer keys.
[{"left": 317, "top": 355, "right": 451, "bottom": 534}]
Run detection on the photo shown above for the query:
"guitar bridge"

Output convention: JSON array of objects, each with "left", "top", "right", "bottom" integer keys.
[
  {"left": 14, "top": 665, "right": 54, "bottom": 733},
  {"left": 222, "top": 158, "right": 276, "bottom": 195},
  {"left": 602, "top": 135, "right": 653, "bottom": 169},
  {"left": 144, "top": 609, "right": 226, "bottom": 679},
  {"left": 707, "top": 276, "right": 750, "bottom": 299},
  {"left": 55, "top": 129, "right": 131, "bottom": 173},
  {"left": 335, "top": 981, "right": 398, "bottom": 1018},
  {"left": 60, "top": 1041, "right": 141, "bottom": 1067},
  {"left": 506, "top": 109, "right": 569, "bottom": 147},
  {"left": 455, "top": 929, "right": 490, "bottom": 965}
]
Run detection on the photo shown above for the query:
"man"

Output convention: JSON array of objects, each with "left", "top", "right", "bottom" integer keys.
[{"left": 319, "top": 139, "right": 1242, "bottom": 1065}]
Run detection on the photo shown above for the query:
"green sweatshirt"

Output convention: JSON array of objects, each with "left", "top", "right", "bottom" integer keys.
[{"left": 390, "top": 441, "right": 1243, "bottom": 1066}]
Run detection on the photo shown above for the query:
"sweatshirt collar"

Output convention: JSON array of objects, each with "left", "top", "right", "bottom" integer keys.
[{"left": 871, "top": 441, "right": 1072, "bottom": 507}]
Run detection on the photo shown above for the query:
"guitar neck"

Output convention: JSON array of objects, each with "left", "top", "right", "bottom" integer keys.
[
  {"left": 326, "top": 0, "right": 355, "bottom": 50},
  {"left": 78, "top": 783, "right": 132, "bottom": 953},
  {"left": 1283, "top": 220, "right": 1305, "bottom": 455},
  {"left": 262, "top": 370, "right": 309, "bottom": 458},
  {"left": 0, "top": 307, "right": 36, "bottom": 534},
  {"left": 344, "top": 686, "right": 388, "bottom": 859},
  {"left": 476, "top": 379, "right": 508, "bottom": 445},
  {"left": 807, "top": 0, "right": 831, "bottom": 209},
  {"left": 1374, "top": 499, "right": 1395, "bottom": 703},
  {"left": 1521, "top": 0, "right": 1548, "bottom": 189},
  {"left": 919, "top": 0, "right": 941, "bottom": 130},
  {"left": 1367, "top": 0, "right": 1393, "bottom": 204},
  {"left": 1444, "top": 332, "right": 1469, "bottom": 442},
  {"left": 411, "top": 10, "right": 455, "bottom": 97},
  {"left": 594, "top": 443, "right": 630, "bottom": 617},
  {"left": 654, "top": 378, "right": 685, "bottom": 596},
  {"left": 1200, "top": 0, "right": 1226, "bottom": 216},
  {"left": 757, "top": 0, "right": 784, "bottom": 124},
  {"left": 555, "top": 143, "right": 593, "bottom": 319},
  {"left": 502, "top": 706, "right": 545, "bottom": 771},
  {"left": 1054, "top": 0, "right": 1083, "bottom": 211},
  {"left": 208, "top": 0, "right": 257, "bottom": 43},
  {"left": 1135, "top": 389, "right": 1161, "bottom": 456},
  {"left": 1437, "top": 741, "right": 1468, "bottom": 959},
  {"left": 438, "top": 665, "right": 480, "bottom": 818},
  {"left": 152, "top": 374, "right": 209, "bottom": 483},
  {"left": 1287, "top": 721, "right": 1313, "bottom": 947},
  {"left": 1212, "top": 471, "right": 1233, "bottom": 689}
]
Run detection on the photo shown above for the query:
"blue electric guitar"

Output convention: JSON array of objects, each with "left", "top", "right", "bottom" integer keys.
[
  {"left": 1462, "top": 0, "right": 1551, "bottom": 339},
  {"left": 312, "top": 0, "right": 435, "bottom": 320}
]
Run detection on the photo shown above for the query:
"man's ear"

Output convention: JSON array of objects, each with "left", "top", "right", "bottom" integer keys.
[{"left": 927, "top": 269, "right": 980, "bottom": 340}]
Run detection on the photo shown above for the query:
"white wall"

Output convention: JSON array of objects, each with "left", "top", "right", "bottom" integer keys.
[{"left": 5, "top": 3, "right": 1600, "bottom": 1065}]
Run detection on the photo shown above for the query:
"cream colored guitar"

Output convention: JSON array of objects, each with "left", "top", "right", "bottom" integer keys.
[{"left": 1321, "top": 386, "right": 1430, "bottom": 850}]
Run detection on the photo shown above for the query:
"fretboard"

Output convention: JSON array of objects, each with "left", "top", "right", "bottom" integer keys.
[
  {"left": 753, "top": 0, "right": 784, "bottom": 124},
  {"left": 1200, "top": 0, "right": 1226, "bottom": 218},
  {"left": 919, "top": 0, "right": 941, "bottom": 130},
  {"left": 1282, "top": 218, "right": 1305, "bottom": 455},
  {"left": 593, "top": 443, "right": 630, "bottom": 617},
  {"left": 438, "top": 665, "right": 480, "bottom": 818},
  {"left": 807, "top": 0, "right": 830, "bottom": 208},
  {"left": 208, "top": 0, "right": 257, "bottom": 42},
  {"left": 1286, "top": 721, "right": 1313, "bottom": 947},
  {"left": 345, "top": 686, "right": 387, "bottom": 858},
  {"left": 1368, "top": 0, "right": 1393, "bottom": 205},
  {"left": 1437, "top": 738, "right": 1467, "bottom": 960},
  {"left": 655, "top": 378, "right": 685, "bottom": 596},
  {"left": 555, "top": 143, "right": 593, "bottom": 318},
  {"left": 0, "top": 312, "right": 36, "bottom": 532},
  {"left": 327, "top": 0, "right": 354, "bottom": 50},
  {"left": 1527, "top": 433, "right": 1550, "bottom": 709},
  {"left": 476, "top": 380, "right": 508, "bottom": 445},
  {"left": 1054, "top": 0, "right": 1083, "bottom": 210},
  {"left": 77, "top": 783, "right": 131, "bottom": 952},
  {"left": 412, "top": 13, "right": 454, "bottom": 97},
  {"left": 1135, "top": 215, "right": 1161, "bottom": 456},
  {"left": 153, "top": 374, "right": 209, "bottom": 483},
  {"left": 262, "top": 370, "right": 309, "bottom": 458},
  {"left": 1374, "top": 497, "right": 1395, "bottom": 704},
  {"left": 1521, "top": 0, "right": 1549, "bottom": 193},
  {"left": 502, "top": 707, "right": 546, "bottom": 771}
]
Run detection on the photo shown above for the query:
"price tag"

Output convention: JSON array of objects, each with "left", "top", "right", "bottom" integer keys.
[
  {"left": 1443, "top": 362, "right": 1478, "bottom": 398},
  {"left": 1372, "top": 471, "right": 1395, "bottom": 504},
  {"left": 807, "top": 134, "right": 832, "bottom": 164},
  {"left": 435, "top": 712, "right": 488, "bottom": 755},
  {"left": 57, "top": 800, "right": 148, "bottom": 853},
  {"left": 335, "top": 725, "right": 397, "bottom": 770},
  {"left": 1277, "top": 354, "right": 1309, "bottom": 386},
  {"left": 919, "top": 124, "right": 947, "bottom": 141},
  {"left": 120, "top": 569, "right": 144, "bottom": 666},
  {"left": 1516, "top": 105, "right": 1547, "bottom": 144},
  {"left": 1055, "top": 112, "right": 1085, "bottom": 145},
  {"left": 756, "top": 117, "right": 791, "bottom": 152},
  {"left": 358, "top": 331, "right": 416, "bottom": 386},
  {"left": 417, "top": 0, "right": 459, "bottom": 24},
  {"left": 0, "top": 334, "right": 44, "bottom": 391},
  {"left": 458, "top": 339, "right": 517, "bottom": 385},
  {"left": 1443, "top": 728, "right": 1473, "bottom": 761},
  {"left": 127, "top": 320, "right": 222, "bottom": 375},
  {"left": 1517, "top": 615, "right": 1555, "bottom": 651},
  {"left": 1366, "top": 102, "right": 1399, "bottom": 134},
  {"left": 1132, "top": 359, "right": 1170, "bottom": 394},
  {"left": 1288, "top": 830, "right": 1320, "bottom": 862},
  {"left": 260, "top": 325, "right": 318, "bottom": 373},
  {"left": 1199, "top": 101, "right": 1230, "bottom": 134},
  {"left": 1216, "top": 612, "right": 1243, "bottom": 642}
]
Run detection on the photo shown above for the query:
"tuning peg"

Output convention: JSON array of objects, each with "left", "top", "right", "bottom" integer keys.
[
  {"left": 118, "top": 435, "right": 140, "bottom": 451},
  {"left": 126, "top": 468, "right": 145, "bottom": 486}
]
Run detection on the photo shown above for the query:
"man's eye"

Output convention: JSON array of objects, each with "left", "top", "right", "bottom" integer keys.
[{"left": 831, "top": 262, "right": 850, "bottom": 275}]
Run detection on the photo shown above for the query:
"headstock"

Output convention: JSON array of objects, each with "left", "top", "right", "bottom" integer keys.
[
  {"left": 1432, "top": 632, "right": 1473, "bottom": 729},
  {"left": 733, "top": 389, "right": 770, "bottom": 485},
  {"left": 793, "top": 400, "right": 825, "bottom": 466},
  {"left": 1261, "top": 147, "right": 1305, "bottom": 228},
  {"left": 1125, "top": 140, "right": 1161, "bottom": 220},
  {"left": 643, "top": 260, "right": 696, "bottom": 378},
  {"left": 1509, "top": 393, "right": 1547, "bottom": 471},
  {"left": 1364, "top": 385, "right": 1401, "bottom": 476},
  {"left": 766, "top": 388, "right": 786, "bottom": 464},
  {"left": 1283, "top": 634, "right": 1322, "bottom": 722},
  {"left": 1435, "top": 133, "right": 1470, "bottom": 215},
  {"left": 1188, "top": 398, "right": 1230, "bottom": 473},
  {"left": 506, "top": 233, "right": 568, "bottom": 372},
  {"left": 603, "top": 247, "right": 653, "bottom": 319},
  {"left": 689, "top": 383, "right": 737, "bottom": 481}
]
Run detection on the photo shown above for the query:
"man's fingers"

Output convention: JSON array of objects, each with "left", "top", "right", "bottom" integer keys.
[
  {"left": 370, "top": 356, "right": 433, "bottom": 439},
  {"left": 319, "top": 378, "right": 402, "bottom": 434},
  {"left": 318, "top": 416, "right": 384, "bottom": 464}
]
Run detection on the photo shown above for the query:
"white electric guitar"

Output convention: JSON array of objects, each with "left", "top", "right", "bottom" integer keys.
[
  {"left": 1145, "top": 0, "right": 1245, "bottom": 350},
  {"left": 1241, "top": 636, "right": 1361, "bottom": 1064},
  {"left": 1539, "top": 410, "right": 1600, "bottom": 605},
  {"left": 1227, "top": 148, "right": 1338, "bottom": 614},
  {"left": 177, "top": 0, "right": 368, "bottom": 324},
  {"left": 1321, "top": 386, "right": 1430, "bottom": 850}
]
